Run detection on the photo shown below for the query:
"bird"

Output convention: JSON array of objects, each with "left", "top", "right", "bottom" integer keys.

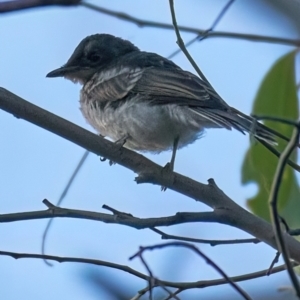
[{"left": 46, "top": 33, "right": 281, "bottom": 172}]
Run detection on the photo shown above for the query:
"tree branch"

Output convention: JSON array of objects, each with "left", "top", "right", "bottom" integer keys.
[
  {"left": 0, "top": 0, "right": 80, "bottom": 12},
  {"left": 130, "top": 242, "right": 252, "bottom": 300},
  {"left": 169, "top": 0, "right": 210, "bottom": 85},
  {"left": 41, "top": 150, "right": 89, "bottom": 263},
  {"left": 79, "top": 2, "right": 300, "bottom": 47},
  {"left": 269, "top": 121, "right": 300, "bottom": 296},
  {"left": 0, "top": 249, "right": 297, "bottom": 289},
  {"left": 1, "top": 1, "right": 299, "bottom": 47},
  {"left": 152, "top": 227, "right": 300, "bottom": 246},
  {"left": 150, "top": 228, "right": 260, "bottom": 246},
  {"left": 1, "top": 88, "right": 300, "bottom": 263},
  {"left": 0, "top": 199, "right": 218, "bottom": 228},
  {"left": 2, "top": 199, "right": 300, "bottom": 248}
]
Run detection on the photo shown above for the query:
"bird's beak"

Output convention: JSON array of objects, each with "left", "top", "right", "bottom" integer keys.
[
  {"left": 46, "top": 64, "right": 93, "bottom": 85},
  {"left": 46, "top": 65, "right": 81, "bottom": 78}
]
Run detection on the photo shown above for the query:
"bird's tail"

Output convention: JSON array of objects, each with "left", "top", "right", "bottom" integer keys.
[
  {"left": 191, "top": 105, "right": 296, "bottom": 147},
  {"left": 206, "top": 106, "right": 300, "bottom": 171},
  {"left": 193, "top": 106, "right": 277, "bottom": 144},
  {"left": 209, "top": 106, "right": 300, "bottom": 171},
  {"left": 190, "top": 105, "right": 300, "bottom": 170},
  {"left": 228, "top": 106, "right": 292, "bottom": 145}
]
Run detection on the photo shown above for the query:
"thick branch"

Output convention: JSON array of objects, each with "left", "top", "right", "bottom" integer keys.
[{"left": 1, "top": 88, "right": 300, "bottom": 262}]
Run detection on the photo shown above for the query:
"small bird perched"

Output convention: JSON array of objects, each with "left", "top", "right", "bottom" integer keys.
[{"left": 47, "top": 33, "right": 278, "bottom": 170}]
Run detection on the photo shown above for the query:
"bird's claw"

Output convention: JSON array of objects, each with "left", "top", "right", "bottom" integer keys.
[{"left": 160, "top": 162, "right": 174, "bottom": 191}]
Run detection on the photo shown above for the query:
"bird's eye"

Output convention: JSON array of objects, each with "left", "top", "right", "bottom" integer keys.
[{"left": 88, "top": 52, "right": 101, "bottom": 62}]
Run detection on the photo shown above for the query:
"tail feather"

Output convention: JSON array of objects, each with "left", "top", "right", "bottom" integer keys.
[
  {"left": 229, "top": 107, "right": 295, "bottom": 145},
  {"left": 229, "top": 110, "right": 277, "bottom": 145},
  {"left": 192, "top": 105, "right": 296, "bottom": 147},
  {"left": 191, "top": 106, "right": 300, "bottom": 172},
  {"left": 192, "top": 107, "right": 239, "bottom": 131},
  {"left": 229, "top": 107, "right": 300, "bottom": 171},
  {"left": 197, "top": 107, "right": 276, "bottom": 145}
]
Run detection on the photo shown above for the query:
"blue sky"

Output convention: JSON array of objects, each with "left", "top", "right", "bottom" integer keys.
[{"left": 0, "top": 0, "right": 298, "bottom": 299}]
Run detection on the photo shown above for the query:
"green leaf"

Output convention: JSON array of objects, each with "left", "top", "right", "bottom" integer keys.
[{"left": 242, "top": 50, "right": 300, "bottom": 227}]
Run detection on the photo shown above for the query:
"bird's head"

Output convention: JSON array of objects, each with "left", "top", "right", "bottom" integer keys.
[{"left": 46, "top": 34, "right": 139, "bottom": 85}]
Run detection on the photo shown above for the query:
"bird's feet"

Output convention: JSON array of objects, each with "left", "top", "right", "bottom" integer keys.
[
  {"left": 160, "top": 161, "right": 174, "bottom": 191},
  {"left": 100, "top": 135, "right": 128, "bottom": 166}
]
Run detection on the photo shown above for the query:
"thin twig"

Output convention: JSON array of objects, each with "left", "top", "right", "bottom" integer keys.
[
  {"left": 138, "top": 252, "right": 155, "bottom": 300},
  {"left": 164, "top": 288, "right": 183, "bottom": 300},
  {"left": 1, "top": 1, "right": 299, "bottom": 46},
  {"left": 252, "top": 115, "right": 299, "bottom": 127},
  {"left": 256, "top": 138, "right": 300, "bottom": 172},
  {"left": 151, "top": 227, "right": 260, "bottom": 246},
  {"left": 152, "top": 227, "right": 300, "bottom": 246},
  {"left": 0, "top": 249, "right": 297, "bottom": 289},
  {"left": 102, "top": 204, "right": 133, "bottom": 217},
  {"left": 41, "top": 150, "right": 89, "bottom": 265},
  {"left": 168, "top": 0, "right": 234, "bottom": 59},
  {"left": 168, "top": 36, "right": 199, "bottom": 59},
  {"left": 159, "top": 285, "right": 180, "bottom": 300},
  {"left": 43, "top": 199, "right": 55, "bottom": 208},
  {"left": 79, "top": 2, "right": 300, "bottom": 47},
  {"left": 267, "top": 252, "right": 281, "bottom": 275},
  {"left": 0, "top": 0, "right": 80, "bottom": 12},
  {"left": 279, "top": 216, "right": 291, "bottom": 232},
  {"left": 269, "top": 121, "right": 300, "bottom": 297},
  {"left": 132, "top": 247, "right": 180, "bottom": 300},
  {"left": 0, "top": 200, "right": 219, "bottom": 228},
  {"left": 289, "top": 228, "right": 300, "bottom": 236},
  {"left": 209, "top": 0, "right": 235, "bottom": 31},
  {"left": 168, "top": 0, "right": 211, "bottom": 86},
  {"left": 130, "top": 286, "right": 150, "bottom": 300},
  {"left": 130, "top": 242, "right": 252, "bottom": 300}
]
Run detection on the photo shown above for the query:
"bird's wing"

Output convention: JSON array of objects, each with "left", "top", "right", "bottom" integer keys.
[
  {"left": 83, "top": 63, "right": 228, "bottom": 112},
  {"left": 132, "top": 66, "right": 227, "bottom": 109},
  {"left": 129, "top": 66, "right": 243, "bottom": 130},
  {"left": 82, "top": 64, "right": 234, "bottom": 129},
  {"left": 83, "top": 66, "right": 144, "bottom": 102}
]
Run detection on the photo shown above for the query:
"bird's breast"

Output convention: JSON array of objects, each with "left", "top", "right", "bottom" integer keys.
[{"left": 79, "top": 92, "right": 204, "bottom": 153}]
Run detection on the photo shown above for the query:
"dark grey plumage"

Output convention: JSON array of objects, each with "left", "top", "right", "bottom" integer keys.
[{"left": 47, "top": 34, "right": 276, "bottom": 168}]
